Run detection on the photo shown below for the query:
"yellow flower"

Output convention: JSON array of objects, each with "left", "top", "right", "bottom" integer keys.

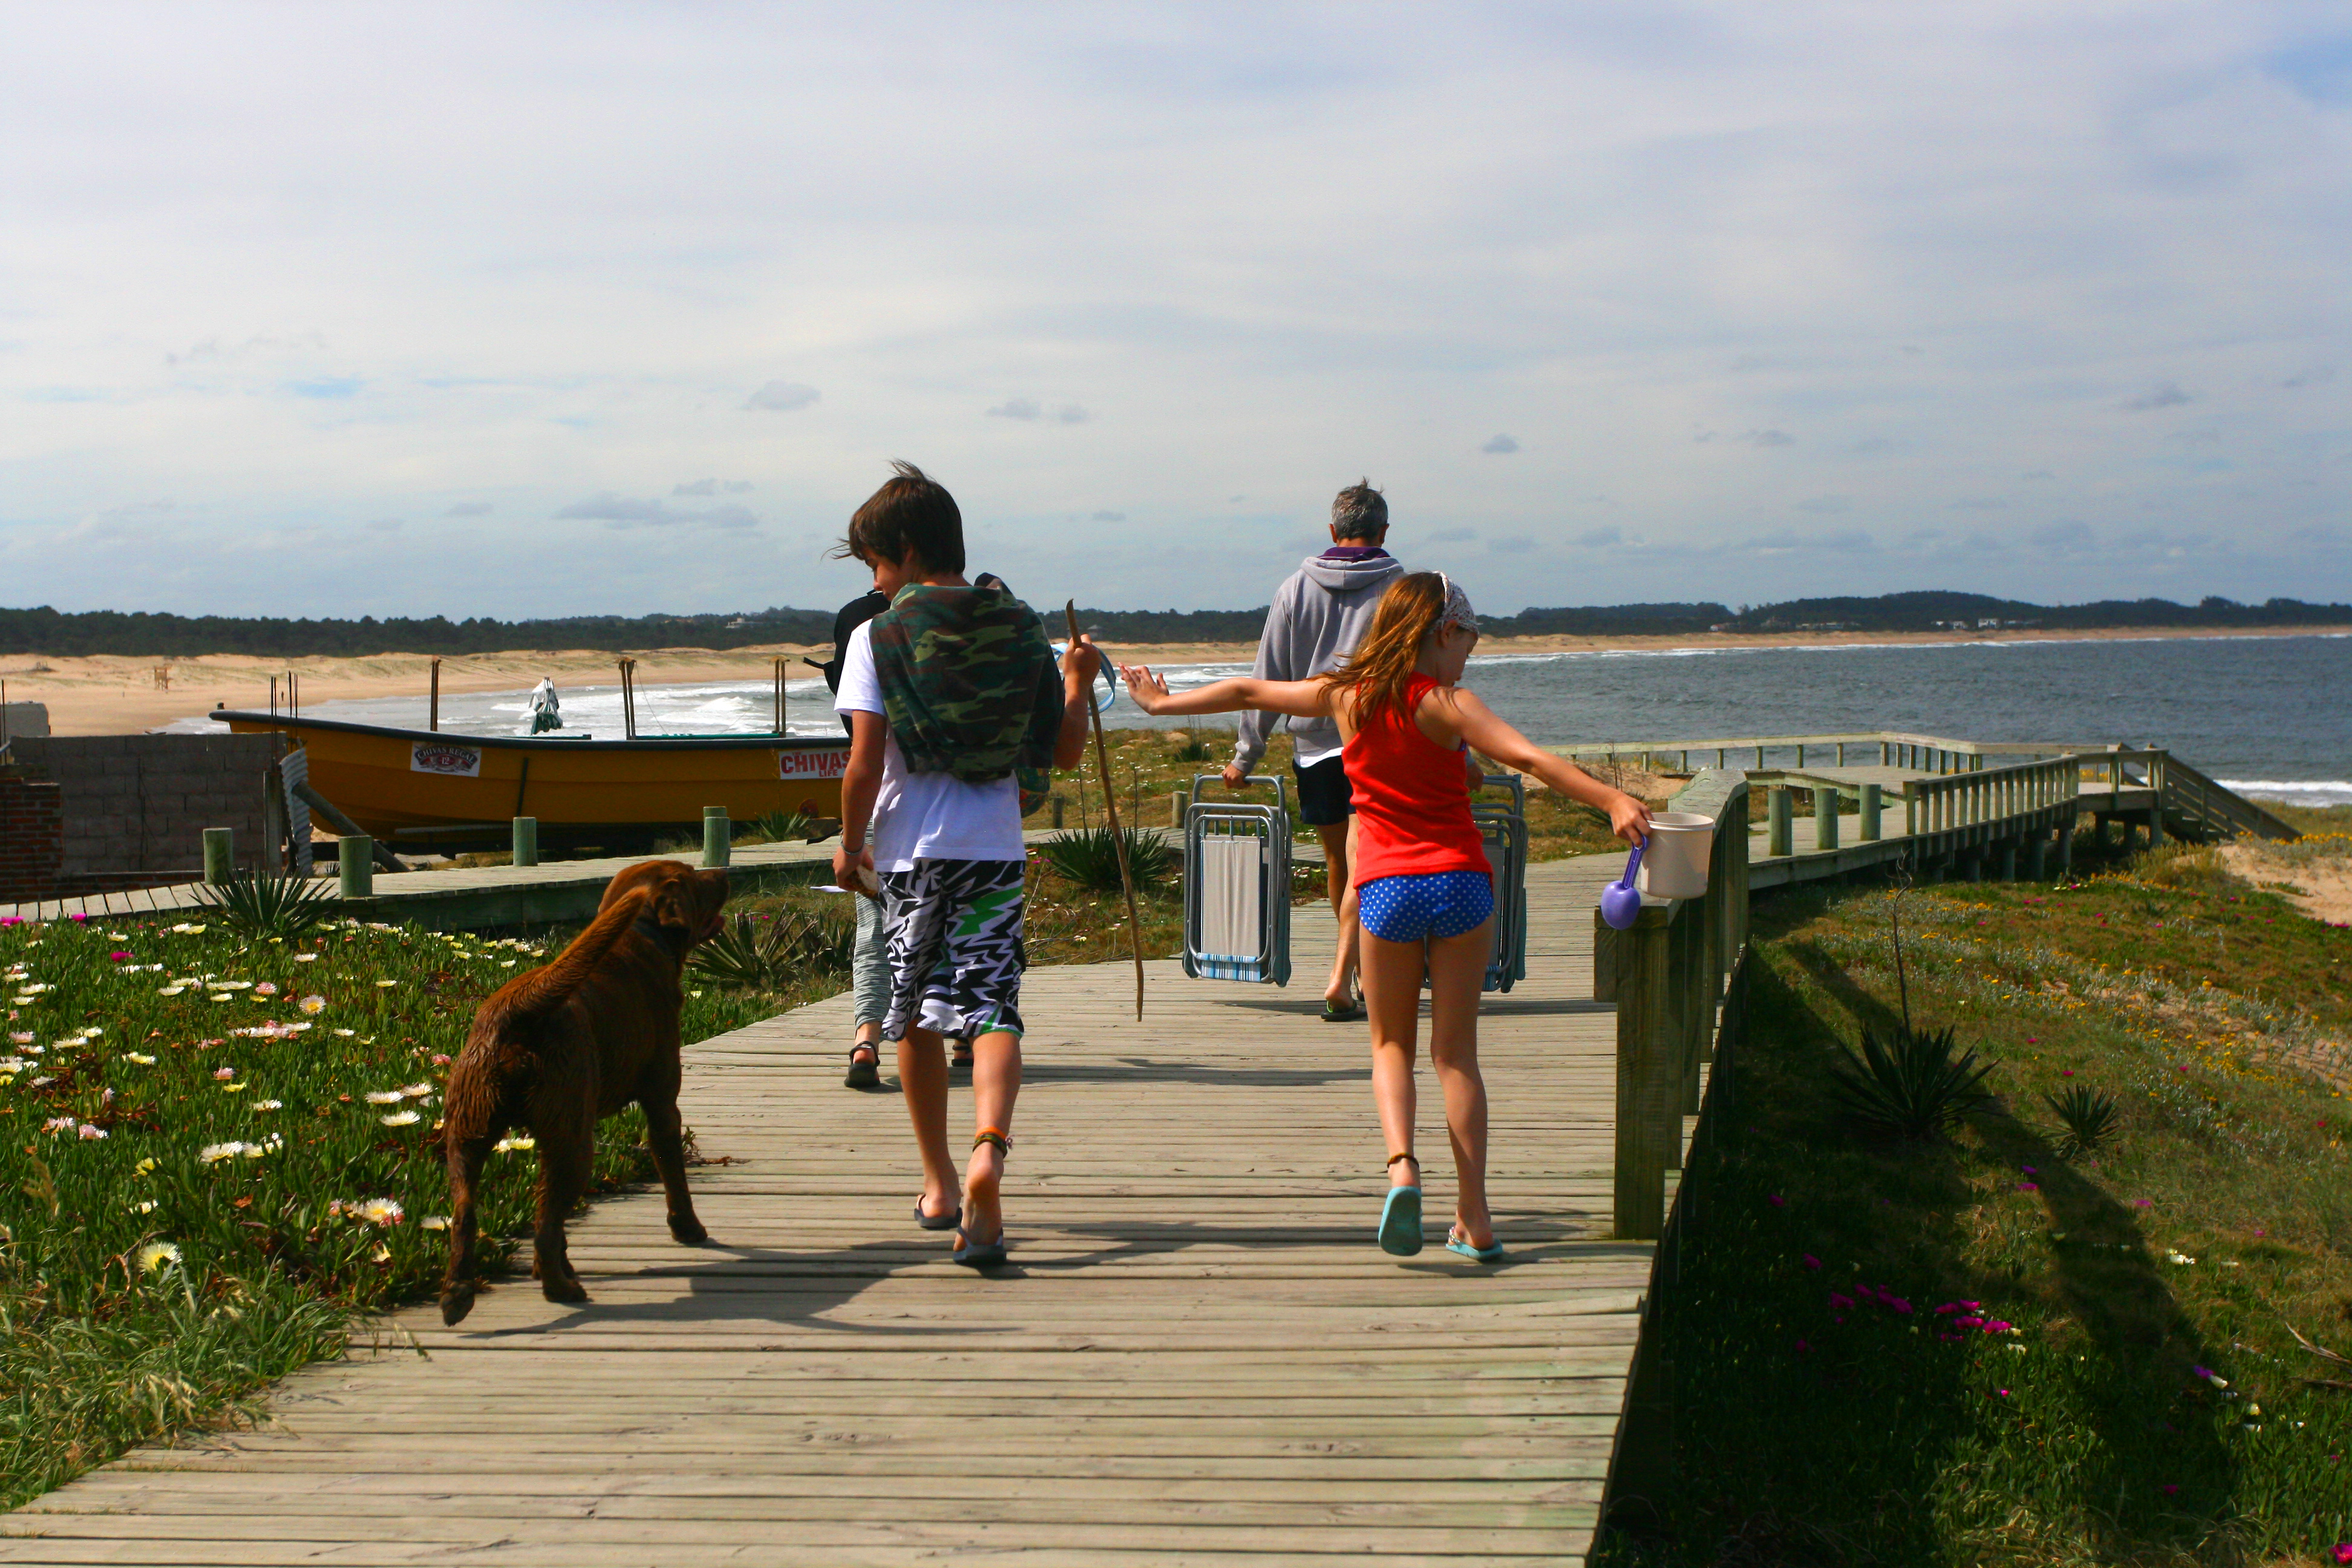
[{"left": 136, "top": 1242, "right": 181, "bottom": 1274}]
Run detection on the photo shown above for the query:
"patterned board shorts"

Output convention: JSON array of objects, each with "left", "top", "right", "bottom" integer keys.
[{"left": 878, "top": 857, "right": 1028, "bottom": 1042}]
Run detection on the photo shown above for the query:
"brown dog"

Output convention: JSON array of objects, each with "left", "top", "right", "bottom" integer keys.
[{"left": 439, "top": 859, "right": 730, "bottom": 1325}]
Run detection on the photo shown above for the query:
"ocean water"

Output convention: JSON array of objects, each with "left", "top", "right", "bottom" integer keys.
[{"left": 178, "top": 632, "right": 2352, "bottom": 808}]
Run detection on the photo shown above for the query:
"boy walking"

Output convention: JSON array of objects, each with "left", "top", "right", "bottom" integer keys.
[{"left": 831, "top": 462, "right": 1099, "bottom": 1266}]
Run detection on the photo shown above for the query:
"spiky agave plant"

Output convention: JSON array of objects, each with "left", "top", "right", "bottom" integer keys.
[
  {"left": 688, "top": 910, "right": 855, "bottom": 992},
  {"left": 1038, "top": 825, "right": 1176, "bottom": 893},
  {"left": 194, "top": 874, "right": 337, "bottom": 940},
  {"left": 2043, "top": 1083, "right": 2122, "bottom": 1159},
  {"left": 1828, "top": 1023, "right": 1995, "bottom": 1142}
]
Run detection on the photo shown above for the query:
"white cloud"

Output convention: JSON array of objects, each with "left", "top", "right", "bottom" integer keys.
[
  {"left": 554, "top": 494, "right": 760, "bottom": 531},
  {"left": 742, "top": 381, "right": 819, "bottom": 412},
  {"left": 0, "top": 5, "right": 2343, "bottom": 616},
  {"left": 1481, "top": 434, "right": 1518, "bottom": 454}
]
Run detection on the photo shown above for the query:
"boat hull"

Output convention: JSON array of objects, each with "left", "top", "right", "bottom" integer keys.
[{"left": 215, "top": 713, "right": 847, "bottom": 843}]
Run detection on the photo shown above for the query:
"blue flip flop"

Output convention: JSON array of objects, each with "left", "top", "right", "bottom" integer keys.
[
  {"left": 952, "top": 1230, "right": 1008, "bottom": 1269},
  {"left": 913, "top": 1197, "right": 961, "bottom": 1232},
  {"left": 1445, "top": 1227, "right": 1505, "bottom": 1264},
  {"left": 1378, "top": 1184, "right": 1424, "bottom": 1256}
]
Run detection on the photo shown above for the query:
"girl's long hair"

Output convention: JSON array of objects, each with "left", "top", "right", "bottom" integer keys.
[{"left": 1322, "top": 572, "right": 1450, "bottom": 725}]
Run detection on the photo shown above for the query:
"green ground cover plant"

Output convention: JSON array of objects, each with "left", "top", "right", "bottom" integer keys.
[
  {"left": 0, "top": 911, "right": 782, "bottom": 1508},
  {"left": 1599, "top": 843, "right": 2352, "bottom": 1566}
]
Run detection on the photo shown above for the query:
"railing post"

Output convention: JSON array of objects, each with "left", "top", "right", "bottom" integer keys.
[
  {"left": 1768, "top": 786, "right": 1792, "bottom": 857},
  {"left": 338, "top": 835, "right": 374, "bottom": 900},
  {"left": 702, "top": 806, "right": 731, "bottom": 867},
  {"left": 1813, "top": 788, "right": 1839, "bottom": 851},
  {"left": 512, "top": 816, "right": 539, "bottom": 867},
  {"left": 202, "top": 827, "right": 235, "bottom": 884},
  {"left": 1610, "top": 904, "right": 1677, "bottom": 1240},
  {"left": 1859, "top": 782, "right": 1881, "bottom": 841}
]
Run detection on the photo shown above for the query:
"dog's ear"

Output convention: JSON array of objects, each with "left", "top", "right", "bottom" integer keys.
[
  {"left": 651, "top": 876, "right": 693, "bottom": 930},
  {"left": 700, "top": 867, "right": 730, "bottom": 909}
]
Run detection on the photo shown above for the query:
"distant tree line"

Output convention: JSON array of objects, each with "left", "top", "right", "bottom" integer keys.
[{"left": 3, "top": 592, "right": 2344, "bottom": 659}]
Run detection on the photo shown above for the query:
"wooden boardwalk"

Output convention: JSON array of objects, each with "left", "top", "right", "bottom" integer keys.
[{"left": 3, "top": 854, "right": 1644, "bottom": 1566}]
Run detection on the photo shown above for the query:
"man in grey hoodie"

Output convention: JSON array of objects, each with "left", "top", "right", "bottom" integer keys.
[{"left": 1224, "top": 479, "right": 1404, "bottom": 1020}]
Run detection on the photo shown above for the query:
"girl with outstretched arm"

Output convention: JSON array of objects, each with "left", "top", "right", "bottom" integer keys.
[{"left": 1120, "top": 572, "right": 1650, "bottom": 1261}]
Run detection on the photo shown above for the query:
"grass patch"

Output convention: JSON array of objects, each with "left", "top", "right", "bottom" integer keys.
[
  {"left": 0, "top": 911, "right": 784, "bottom": 1508},
  {"left": 1598, "top": 858, "right": 2352, "bottom": 1564}
]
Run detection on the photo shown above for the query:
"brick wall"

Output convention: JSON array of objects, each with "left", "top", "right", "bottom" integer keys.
[
  {"left": 9, "top": 735, "right": 275, "bottom": 893},
  {"left": 0, "top": 769, "right": 65, "bottom": 903}
]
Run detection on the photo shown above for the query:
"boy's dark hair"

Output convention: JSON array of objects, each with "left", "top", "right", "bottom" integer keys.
[
  {"left": 833, "top": 460, "right": 965, "bottom": 573},
  {"left": 1331, "top": 478, "right": 1387, "bottom": 540}
]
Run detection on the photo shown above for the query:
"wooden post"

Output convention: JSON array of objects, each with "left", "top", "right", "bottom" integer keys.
[
  {"left": 772, "top": 658, "right": 788, "bottom": 733},
  {"left": 618, "top": 659, "right": 638, "bottom": 739},
  {"left": 1903, "top": 782, "right": 1918, "bottom": 838},
  {"left": 338, "top": 835, "right": 373, "bottom": 900},
  {"left": 1676, "top": 907, "right": 1707, "bottom": 1122},
  {"left": 1610, "top": 905, "right": 1676, "bottom": 1240},
  {"left": 1813, "top": 788, "right": 1839, "bottom": 851},
  {"left": 1767, "top": 786, "right": 1792, "bottom": 858},
  {"left": 428, "top": 659, "right": 441, "bottom": 733},
  {"left": 202, "top": 828, "right": 234, "bottom": 885},
  {"left": 1796, "top": 743, "right": 1806, "bottom": 768},
  {"left": 1835, "top": 742, "right": 1846, "bottom": 766},
  {"left": 1169, "top": 791, "right": 1185, "bottom": 829},
  {"left": 1858, "top": 782, "right": 1882, "bottom": 841},
  {"left": 1999, "top": 840, "right": 2018, "bottom": 880},
  {"left": 702, "top": 806, "right": 730, "bottom": 868},
  {"left": 1051, "top": 795, "right": 1067, "bottom": 829},
  {"left": 512, "top": 816, "right": 539, "bottom": 867}
]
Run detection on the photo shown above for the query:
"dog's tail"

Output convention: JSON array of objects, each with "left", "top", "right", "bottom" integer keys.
[{"left": 495, "top": 886, "right": 651, "bottom": 1025}]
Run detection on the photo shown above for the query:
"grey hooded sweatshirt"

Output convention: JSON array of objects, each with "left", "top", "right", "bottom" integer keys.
[{"left": 1231, "top": 549, "right": 1406, "bottom": 775}]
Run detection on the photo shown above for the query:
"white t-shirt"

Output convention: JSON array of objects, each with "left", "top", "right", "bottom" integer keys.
[{"left": 834, "top": 619, "right": 1027, "bottom": 870}]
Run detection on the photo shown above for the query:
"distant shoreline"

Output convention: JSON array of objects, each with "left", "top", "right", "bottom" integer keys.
[{"left": 1, "top": 621, "right": 2345, "bottom": 737}]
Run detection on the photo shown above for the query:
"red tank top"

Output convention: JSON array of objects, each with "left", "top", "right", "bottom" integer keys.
[{"left": 1341, "top": 673, "right": 1492, "bottom": 889}]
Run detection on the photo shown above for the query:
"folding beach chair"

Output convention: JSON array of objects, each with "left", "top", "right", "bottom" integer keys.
[
  {"left": 1471, "top": 772, "right": 1529, "bottom": 993},
  {"left": 1181, "top": 773, "right": 1293, "bottom": 987}
]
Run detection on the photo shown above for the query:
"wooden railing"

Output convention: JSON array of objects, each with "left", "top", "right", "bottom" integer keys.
[
  {"left": 1593, "top": 770, "right": 1749, "bottom": 1241},
  {"left": 1903, "top": 754, "right": 2079, "bottom": 837}
]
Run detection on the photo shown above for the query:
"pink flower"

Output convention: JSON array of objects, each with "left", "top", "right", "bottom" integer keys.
[
  {"left": 1993, "top": 1388, "right": 2009, "bottom": 1397},
  {"left": 212, "top": 1067, "right": 235, "bottom": 1080},
  {"left": 1802, "top": 1254, "right": 1821, "bottom": 1270},
  {"left": 2020, "top": 1166, "right": 2037, "bottom": 1175},
  {"left": 1828, "top": 1292, "right": 1855, "bottom": 1312},
  {"left": 2018, "top": 1183, "right": 2039, "bottom": 1192},
  {"left": 68, "top": 912, "right": 88, "bottom": 923},
  {"left": 1794, "top": 1338, "right": 1809, "bottom": 1353},
  {"left": 1983, "top": 1320, "right": 2012, "bottom": 1334},
  {"left": 1768, "top": 1194, "right": 1785, "bottom": 1207},
  {"left": 109, "top": 950, "right": 129, "bottom": 962},
  {"left": 430, "top": 1053, "right": 452, "bottom": 1067},
  {"left": 2331, "top": 1544, "right": 2352, "bottom": 1566},
  {"left": 2060, "top": 1068, "right": 2074, "bottom": 1076},
  {"left": 2025, "top": 1036, "right": 2039, "bottom": 1044},
  {"left": 2135, "top": 1198, "right": 2154, "bottom": 1208},
  {"left": 2161, "top": 1484, "right": 2178, "bottom": 1495}
]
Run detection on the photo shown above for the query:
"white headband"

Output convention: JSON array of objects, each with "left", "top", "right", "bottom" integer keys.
[{"left": 1434, "top": 572, "right": 1478, "bottom": 635}]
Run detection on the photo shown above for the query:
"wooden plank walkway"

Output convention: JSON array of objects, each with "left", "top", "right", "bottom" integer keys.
[
  {"left": 0, "top": 827, "right": 1261, "bottom": 932},
  {"left": 3, "top": 854, "right": 1641, "bottom": 1566}
]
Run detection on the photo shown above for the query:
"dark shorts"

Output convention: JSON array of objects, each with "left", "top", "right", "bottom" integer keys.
[{"left": 1293, "top": 755, "right": 1354, "bottom": 827}]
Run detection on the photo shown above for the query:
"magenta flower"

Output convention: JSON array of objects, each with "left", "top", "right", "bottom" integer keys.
[
  {"left": 108, "top": 950, "right": 129, "bottom": 962},
  {"left": 1802, "top": 1253, "right": 1821, "bottom": 1271},
  {"left": 1828, "top": 1292, "right": 1855, "bottom": 1312},
  {"left": 1795, "top": 1338, "right": 1809, "bottom": 1353},
  {"left": 2021, "top": 1166, "right": 2037, "bottom": 1175},
  {"left": 2018, "top": 1183, "right": 2039, "bottom": 1192},
  {"left": 68, "top": 912, "right": 88, "bottom": 923},
  {"left": 2332, "top": 1544, "right": 2352, "bottom": 1566},
  {"left": 2160, "top": 1483, "right": 2180, "bottom": 1495},
  {"left": 1956, "top": 1316, "right": 1985, "bottom": 1330},
  {"left": 2060, "top": 1068, "right": 2074, "bottom": 1076},
  {"left": 1768, "top": 1194, "right": 1785, "bottom": 1207},
  {"left": 1984, "top": 1320, "right": 2012, "bottom": 1334},
  {"left": 1993, "top": 1388, "right": 2009, "bottom": 1397},
  {"left": 2025, "top": 1036, "right": 2039, "bottom": 1044},
  {"left": 2135, "top": 1198, "right": 2154, "bottom": 1208}
]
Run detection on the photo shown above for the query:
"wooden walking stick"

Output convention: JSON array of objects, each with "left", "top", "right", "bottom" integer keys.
[{"left": 1067, "top": 600, "right": 1145, "bottom": 1020}]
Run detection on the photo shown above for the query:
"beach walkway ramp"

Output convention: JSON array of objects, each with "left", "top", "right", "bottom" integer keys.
[{"left": 2, "top": 855, "right": 1649, "bottom": 1566}]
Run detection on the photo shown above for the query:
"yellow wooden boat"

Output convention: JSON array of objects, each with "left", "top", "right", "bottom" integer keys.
[{"left": 212, "top": 711, "right": 846, "bottom": 848}]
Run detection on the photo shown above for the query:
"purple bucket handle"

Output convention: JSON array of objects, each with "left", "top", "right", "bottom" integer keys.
[{"left": 1598, "top": 840, "right": 1646, "bottom": 930}]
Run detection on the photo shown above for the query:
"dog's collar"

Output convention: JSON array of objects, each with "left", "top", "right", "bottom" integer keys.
[{"left": 632, "top": 911, "right": 694, "bottom": 959}]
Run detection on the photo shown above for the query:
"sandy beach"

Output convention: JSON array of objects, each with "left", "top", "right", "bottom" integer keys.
[{"left": 1, "top": 622, "right": 2344, "bottom": 737}]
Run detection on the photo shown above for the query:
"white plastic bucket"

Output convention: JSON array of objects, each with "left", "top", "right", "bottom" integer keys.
[{"left": 1636, "top": 812, "right": 1716, "bottom": 898}]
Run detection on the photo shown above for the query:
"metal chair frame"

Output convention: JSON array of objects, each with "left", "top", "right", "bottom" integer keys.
[{"left": 1181, "top": 773, "right": 1293, "bottom": 986}]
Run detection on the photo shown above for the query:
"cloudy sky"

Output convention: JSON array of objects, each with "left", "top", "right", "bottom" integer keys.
[{"left": 2, "top": 3, "right": 2347, "bottom": 619}]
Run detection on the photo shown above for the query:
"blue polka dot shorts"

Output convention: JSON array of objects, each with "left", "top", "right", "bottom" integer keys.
[{"left": 1357, "top": 870, "right": 1494, "bottom": 944}]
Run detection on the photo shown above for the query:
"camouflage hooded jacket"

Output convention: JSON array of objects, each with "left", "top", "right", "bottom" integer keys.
[{"left": 866, "top": 582, "right": 1062, "bottom": 783}]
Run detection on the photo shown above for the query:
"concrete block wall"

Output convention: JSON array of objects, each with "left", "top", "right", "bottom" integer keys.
[
  {"left": 0, "top": 770, "right": 65, "bottom": 903},
  {"left": 9, "top": 734, "right": 274, "bottom": 890}
]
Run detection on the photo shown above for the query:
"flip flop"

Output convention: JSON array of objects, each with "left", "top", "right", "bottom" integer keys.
[
  {"left": 950, "top": 1040, "right": 974, "bottom": 1073},
  {"left": 843, "top": 1047, "right": 880, "bottom": 1089},
  {"left": 1445, "top": 1226, "right": 1506, "bottom": 1264},
  {"left": 951, "top": 1229, "right": 1008, "bottom": 1269},
  {"left": 1378, "top": 1184, "right": 1424, "bottom": 1256},
  {"left": 1320, "top": 997, "right": 1364, "bottom": 1023},
  {"left": 913, "top": 1197, "right": 961, "bottom": 1232}
]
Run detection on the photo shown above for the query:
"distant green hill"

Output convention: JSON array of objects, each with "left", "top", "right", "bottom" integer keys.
[{"left": 2, "top": 592, "right": 2342, "bottom": 659}]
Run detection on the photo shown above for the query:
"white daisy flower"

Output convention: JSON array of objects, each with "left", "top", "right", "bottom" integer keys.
[
  {"left": 351, "top": 1197, "right": 405, "bottom": 1226},
  {"left": 252, "top": 1099, "right": 283, "bottom": 1111},
  {"left": 363, "top": 1089, "right": 405, "bottom": 1104},
  {"left": 129, "top": 1199, "right": 157, "bottom": 1214},
  {"left": 158, "top": 985, "right": 186, "bottom": 996},
  {"left": 293, "top": 953, "right": 318, "bottom": 962},
  {"left": 136, "top": 1242, "right": 181, "bottom": 1273},
  {"left": 197, "top": 1142, "right": 250, "bottom": 1163},
  {"left": 298, "top": 995, "right": 325, "bottom": 1014},
  {"left": 419, "top": 1215, "right": 450, "bottom": 1230},
  {"left": 492, "top": 1133, "right": 537, "bottom": 1153},
  {"left": 379, "top": 1110, "right": 421, "bottom": 1127},
  {"left": 125, "top": 1053, "right": 155, "bottom": 1065},
  {"left": 398, "top": 1082, "right": 433, "bottom": 1099},
  {"left": 77, "top": 1124, "right": 106, "bottom": 1140}
]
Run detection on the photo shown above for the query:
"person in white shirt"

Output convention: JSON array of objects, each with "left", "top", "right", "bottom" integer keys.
[{"left": 831, "top": 463, "right": 1099, "bottom": 1269}]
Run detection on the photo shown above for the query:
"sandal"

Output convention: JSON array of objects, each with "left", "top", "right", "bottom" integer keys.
[
  {"left": 913, "top": 1195, "right": 961, "bottom": 1231},
  {"left": 1379, "top": 1152, "right": 1423, "bottom": 1256},
  {"left": 1319, "top": 996, "right": 1365, "bottom": 1023},
  {"left": 950, "top": 1039, "right": 974, "bottom": 1073},
  {"left": 1445, "top": 1225, "right": 1505, "bottom": 1264},
  {"left": 843, "top": 1043, "right": 880, "bottom": 1089},
  {"left": 955, "top": 1129, "right": 1011, "bottom": 1267}
]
